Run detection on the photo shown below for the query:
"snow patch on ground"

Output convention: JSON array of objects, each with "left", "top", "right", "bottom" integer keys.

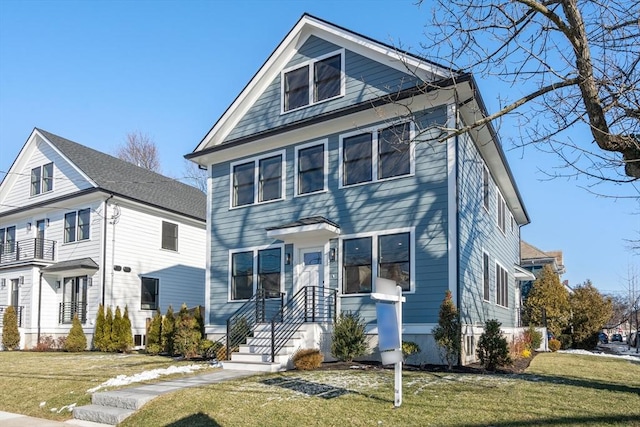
[
  {"left": 87, "top": 364, "right": 208, "bottom": 393},
  {"left": 559, "top": 348, "right": 640, "bottom": 362}
]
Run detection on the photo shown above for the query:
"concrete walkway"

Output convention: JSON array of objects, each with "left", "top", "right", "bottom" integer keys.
[{"left": 1, "top": 368, "right": 255, "bottom": 426}]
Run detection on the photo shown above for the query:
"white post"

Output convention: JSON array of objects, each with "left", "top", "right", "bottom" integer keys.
[{"left": 395, "top": 285, "right": 402, "bottom": 407}]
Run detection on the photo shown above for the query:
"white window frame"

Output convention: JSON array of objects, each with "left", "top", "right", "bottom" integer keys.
[
  {"left": 482, "top": 164, "right": 490, "bottom": 212},
  {"left": 30, "top": 162, "right": 54, "bottom": 197},
  {"left": 294, "top": 139, "right": 329, "bottom": 197},
  {"left": 338, "top": 227, "right": 415, "bottom": 296},
  {"left": 229, "top": 150, "right": 286, "bottom": 209},
  {"left": 482, "top": 250, "right": 490, "bottom": 302},
  {"left": 495, "top": 261, "right": 509, "bottom": 308},
  {"left": 280, "top": 49, "right": 346, "bottom": 114},
  {"left": 227, "top": 244, "right": 285, "bottom": 302},
  {"left": 497, "top": 189, "right": 506, "bottom": 234},
  {"left": 338, "top": 121, "right": 416, "bottom": 189}
]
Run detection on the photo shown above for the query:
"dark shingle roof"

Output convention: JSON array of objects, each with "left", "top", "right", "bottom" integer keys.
[{"left": 38, "top": 129, "right": 206, "bottom": 221}]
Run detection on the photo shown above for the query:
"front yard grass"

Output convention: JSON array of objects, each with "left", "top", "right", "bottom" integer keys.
[
  {"left": 122, "top": 353, "right": 640, "bottom": 427},
  {"left": 0, "top": 351, "right": 209, "bottom": 421}
]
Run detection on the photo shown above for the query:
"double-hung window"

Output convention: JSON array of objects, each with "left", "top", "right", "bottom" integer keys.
[
  {"left": 0, "top": 226, "right": 16, "bottom": 255},
  {"left": 497, "top": 191, "right": 506, "bottom": 233},
  {"left": 231, "top": 151, "right": 285, "bottom": 208},
  {"left": 496, "top": 263, "right": 508, "bottom": 307},
  {"left": 342, "top": 229, "right": 413, "bottom": 295},
  {"left": 64, "top": 209, "right": 90, "bottom": 243},
  {"left": 341, "top": 122, "right": 414, "bottom": 187},
  {"left": 282, "top": 50, "right": 344, "bottom": 113},
  {"left": 295, "top": 140, "right": 327, "bottom": 195},
  {"left": 483, "top": 252, "right": 490, "bottom": 301},
  {"left": 162, "top": 221, "right": 178, "bottom": 251},
  {"left": 31, "top": 162, "right": 53, "bottom": 196},
  {"left": 230, "top": 246, "right": 283, "bottom": 301},
  {"left": 141, "top": 277, "right": 159, "bottom": 310}
]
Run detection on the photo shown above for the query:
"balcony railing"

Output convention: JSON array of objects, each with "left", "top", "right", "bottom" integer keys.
[
  {"left": 59, "top": 302, "right": 87, "bottom": 324},
  {"left": 0, "top": 239, "right": 56, "bottom": 265},
  {"left": 0, "top": 305, "right": 24, "bottom": 327}
]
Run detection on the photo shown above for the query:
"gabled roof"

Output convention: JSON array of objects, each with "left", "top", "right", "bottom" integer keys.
[
  {"left": 189, "top": 13, "right": 454, "bottom": 155},
  {"left": 520, "top": 240, "right": 566, "bottom": 274},
  {"left": 33, "top": 129, "right": 206, "bottom": 221}
]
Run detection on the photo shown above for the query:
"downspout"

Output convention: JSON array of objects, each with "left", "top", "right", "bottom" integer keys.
[
  {"left": 37, "top": 270, "right": 43, "bottom": 344},
  {"left": 455, "top": 129, "right": 462, "bottom": 368},
  {"left": 101, "top": 195, "right": 113, "bottom": 306}
]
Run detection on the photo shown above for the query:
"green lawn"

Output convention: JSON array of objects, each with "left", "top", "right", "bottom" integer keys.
[
  {"left": 0, "top": 351, "right": 638, "bottom": 426},
  {"left": 0, "top": 351, "right": 209, "bottom": 421},
  {"left": 122, "top": 353, "right": 640, "bottom": 427}
]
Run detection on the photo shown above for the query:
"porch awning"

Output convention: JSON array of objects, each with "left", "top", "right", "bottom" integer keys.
[
  {"left": 41, "top": 257, "right": 99, "bottom": 276},
  {"left": 266, "top": 216, "right": 340, "bottom": 242},
  {"left": 514, "top": 264, "right": 536, "bottom": 281}
]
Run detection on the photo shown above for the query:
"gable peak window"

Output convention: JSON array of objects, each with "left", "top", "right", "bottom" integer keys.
[
  {"left": 31, "top": 162, "right": 54, "bottom": 196},
  {"left": 282, "top": 51, "right": 344, "bottom": 113}
]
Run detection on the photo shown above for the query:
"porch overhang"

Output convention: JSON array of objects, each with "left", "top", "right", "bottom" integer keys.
[
  {"left": 266, "top": 216, "right": 340, "bottom": 243},
  {"left": 514, "top": 264, "right": 536, "bottom": 281},
  {"left": 41, "top": 257, "right": 99, "bottom": 277}
]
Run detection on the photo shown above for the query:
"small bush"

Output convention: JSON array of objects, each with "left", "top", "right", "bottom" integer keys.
[
  {"left": 34, "top": 335, "right": 57, "bottom": 352},
  {"left": 509, "top": 336, "right": 528, "bottom": 359},
  {"left": 558, "top": 333, "right": 573, "bottom": 349},
  {"left": 145, "top": 309, "right": 163, "bottom": 355},
  {"left": 56, "top": 336, "right": 67, "bottom": 349},
  {"left": 477, "top": 319, "right": 511, "bottom": 371},
  {"left": 549, "top": 338, "right": 561, "bottom": 352},
  {"left": 293, "top": 348, "right": 324, "bottom": 370},
  {"left": 331, "top": 311, "right": 368, "bottom": 362},
  {"left": 521, "top": 348, "right": 532, "bottom": 358},
  {"left": 162, "top": 306, "right": 176, "bottom": 355},
  {"left": 524, "top": 325, "right": 543, "bottom": 350},
  {"left": 64, "top": 314, "right": 87, "bottom": 352},
  {"left": 2, "top": 306, "right": 20, "bottom": 350},
  {"left": 402, "top": 341, "right": 421, "bottom": 361}
]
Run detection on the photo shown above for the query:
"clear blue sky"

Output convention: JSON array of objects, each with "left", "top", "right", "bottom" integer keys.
[{"left": 1, "top": 0, "right": 638, "bottom": 295}]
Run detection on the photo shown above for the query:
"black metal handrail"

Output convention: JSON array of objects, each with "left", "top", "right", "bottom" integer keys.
[
  {"left": 222, "top": 289, "right": 285, "bottom": 359},
  {"left": 269, "top": 286, "right": 337, "bottom": 362},
  {"left": 0, "top": 305, "right": 24, "bottom": 327},
  {"left": 0, "top": 238, "right": 56, "bottom": 264},
  {"left": 59, "top": 302, "right": 87, "bottom": 324}
]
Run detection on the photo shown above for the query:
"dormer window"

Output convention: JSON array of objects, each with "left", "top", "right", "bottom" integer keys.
[
  {"left": 282, "top": 50, "right": 344, "bottom": 113},
  {"left": 31, "top": 162, "right": 53, "bottom": 196}
]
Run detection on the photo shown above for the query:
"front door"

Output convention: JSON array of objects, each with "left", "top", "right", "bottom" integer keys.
[{"left": 298, "top": 247, "right": 325, "bottom": 320}]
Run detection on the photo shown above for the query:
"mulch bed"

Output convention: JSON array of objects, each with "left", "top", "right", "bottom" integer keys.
[{"left": 317, "top": 352, "right": 537, "bottom": 375}]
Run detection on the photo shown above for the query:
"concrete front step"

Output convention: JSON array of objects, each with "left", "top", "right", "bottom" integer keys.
[
  {"left": 92, "top": 389, "right": 158, "bottom": 410},
  {"left": 231, "top": 351, "right": 291, "bottom": 364},
  {"left": 222, "top": 360, "right": 283, "bottom": 372},
  {"left": 73, "top": 404, "right": 135, "bottom": 426}
]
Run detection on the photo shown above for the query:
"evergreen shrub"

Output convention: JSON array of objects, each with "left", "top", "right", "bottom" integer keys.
[
  {"left": 330, "top": 311, "right": 368, "bottom": 362},
  {"left": 64, "top": 314, "right": 87, "bottom": 352},
  {"left": 1, "top": 306, "right": 20, "bottom": 350},
  {"left": 477, "top": 319, "right": 511, "bottom": 371},
  {"left": 548, "top": 338, "right": 562, "bottom": 352}
]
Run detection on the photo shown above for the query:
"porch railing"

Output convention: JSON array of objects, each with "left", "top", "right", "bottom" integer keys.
[
  {"left": 0, "top": 305, "right": 24, "bottom": 327},
  {"left": 269, "top": 286, "right": 337, "bottom": 362},
  {"left": 59, "top": 302, "right": 87, "bottom": 324},
  {"left": 0, "top": 238, "right": 56, "bottom": 265},
  {"left": 224, "top": 289, "right": 285, "bottom": 359}
]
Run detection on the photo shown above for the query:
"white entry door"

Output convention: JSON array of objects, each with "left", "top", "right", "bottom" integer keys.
[{"left": 298, "top": 247, "right": 325, "bottom": 320}]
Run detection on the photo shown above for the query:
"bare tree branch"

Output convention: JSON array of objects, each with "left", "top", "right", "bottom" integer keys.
[{"left": 116, "top": 131, "right": 162, "bottom": 172}]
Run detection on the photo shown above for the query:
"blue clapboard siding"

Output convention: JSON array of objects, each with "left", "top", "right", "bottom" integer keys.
[
  {"left": 209, "top": 105, "right": 449, "bottom": 326},
  {"left": 224, "top": 35, "right": 419, "bottom": 142},
  {"left": 456, "top": 132, "right": 521, "bottom": 328}
]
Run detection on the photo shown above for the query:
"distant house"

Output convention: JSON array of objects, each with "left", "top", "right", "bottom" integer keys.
[
  {"left": 520, "top": 240, "right": 567, "bottom": 300},
  {"left": 0, "top": 128, "right": 206, "bottom": 349},
  {"left": 187, "top": 14, "right": 532, "bottom": 369}
]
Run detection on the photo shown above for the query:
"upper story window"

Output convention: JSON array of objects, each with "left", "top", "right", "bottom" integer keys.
[
  {"left": 282, "top": 50, "right": 344, "bottom": 113},
  {"left": 340, "top": 122, "right": 414, "bottom": 187},
  {"left": 342, "top": 228, "right": 414, "bottom": 295},
  {"left": 482, "top": 165, "right": 490, "bottom": 211},
  {"left": 0, "top": 226, "right": 16, "bottom": 254},
  {"left": 64, "top": 209, "right": 91, "bottom": 243},
  {"left": 295, "top": 140, "right": 328, "bottom": 195},
  {"left": 161, "top": 221, "right": 178, "bottom": 251},
  {"left": 230, "top": 151, "right": 285, "bottom": 208},
  {"left": 229, "top": 246, "right": 283, "bottom": 301},
  {"left": 497, "top": 191, "right": 506, "bottom": 234},
  {"left": 483, "top": 251, "right": 490, "bottom": 301},
  {"left": 31, "top": 162, "right": 54, "bottom": 196}
]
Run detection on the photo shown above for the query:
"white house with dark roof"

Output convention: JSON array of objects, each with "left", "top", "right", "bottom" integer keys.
[
  {"left": 0, "top": 128, "right": 206, "bottom": 349},
  {"left": 187, "top": 14, "right": 531, "bottom": 370}
]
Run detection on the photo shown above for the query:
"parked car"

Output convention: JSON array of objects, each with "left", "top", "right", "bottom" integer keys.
[
  {"left": 611, "top": 333, "right": 623, "bottom": 342},
  {"left": 598, "top": 332, "right": 609, "bottom": 344}
]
